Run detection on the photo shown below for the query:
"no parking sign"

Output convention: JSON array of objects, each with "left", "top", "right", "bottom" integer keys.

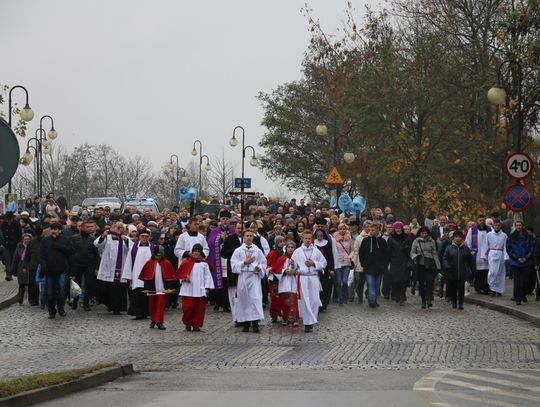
[{"left": 503, "top": 184, "right": 533, "bottom": 212}]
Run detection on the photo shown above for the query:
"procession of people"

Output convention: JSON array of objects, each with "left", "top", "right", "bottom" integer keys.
[{"left": 1, "top": 195, "right": 539, "bottom": 334}]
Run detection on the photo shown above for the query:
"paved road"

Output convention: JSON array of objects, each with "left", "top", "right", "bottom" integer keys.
[{"left": 1, "top": 294, "right": 539, "bottom": 378}]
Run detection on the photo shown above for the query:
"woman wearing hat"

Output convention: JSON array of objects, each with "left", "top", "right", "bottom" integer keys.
[{"left": 11, "top": 233, "right": 34, "bottom": 304}]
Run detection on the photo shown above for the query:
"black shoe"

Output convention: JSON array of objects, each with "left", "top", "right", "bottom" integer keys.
[
  {"left": 48, "top": 313, "right": 56, "bottom": 319},
  {"left": 375, "top": 302, "right": 380, "bottom": 307},
  {"left": 135, "top": 316, "right": 146, "bottom": 320},
  {"left": 523, "top": 297, "right": 528, "bottom": 303},
  {"left": 421, "top": 302, "right": 427, "bottom": 309},
  {"left": 83, "top": 305, "right": 91, "bottom": 311},
  {"left": 5, "top": 276, "right": 12, "bottom": 281},
  {"left": 516, "top": 301, "right": 522, "bottom": 305},
  {"left": 234, "top": 322, "right": 243, "bottom": 327},
  {"left": 223, "top": 308, "right": 231, "bottom": 313},
  {"left": 185, "top": 325, "right": 191, "bottom": 331},
  {"left": 58, "top": 310, "right": 66, "bottom": 317},
  {"left": 71, "top": 302, "right": 78, "bottom": 310},
  {"left": 458, "top": 305, "right": 464, "bottom": 310},
  {"left": 252, "top": 322, "right": 260, "bottom": 333},
  {"left": 271, "top": 316, "right": 278, "bottom": 323},
  {"left": 304, "top": 325, "right": 313, "bottom": 333},
  {"left": 150, "top": 322, "right": 156, "bottom": 329},
  {"left": 213, "top": 305, "right": 220, "bottom": 311},
  {"left": 192, "top": 327, "right": 200, "bottom": 332},
  {"left": 157, "top": 323, "right": 166, "bottom": 330},
  {"left": 242, "top": 324, "right": 250, "bottom": 333},
  {"left": 427, "top": 302, "right": 432, "bottom": 308}
]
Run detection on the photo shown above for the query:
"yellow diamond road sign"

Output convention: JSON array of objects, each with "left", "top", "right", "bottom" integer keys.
[{"left": 325, "top": 165, "right": 344, "bottom": 185}]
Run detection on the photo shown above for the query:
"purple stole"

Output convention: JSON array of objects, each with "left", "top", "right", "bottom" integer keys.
[
  {"left": 111, "top": 234, "right": 125, "bottom": 285},
  {"left": 470, "top": 226, "right": 492, "bottom": 262},
  {"left": 130, "top": 241, "right": 156, "bottom": 269},
  {"left": 207, "top": 226, "right": 235, "bottom": 289}
]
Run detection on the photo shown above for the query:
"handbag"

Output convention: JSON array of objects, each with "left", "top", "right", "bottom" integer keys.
[
  {"left": 70, "top": 279, "right": 82, "bottom": 299},
  {"left": 419, "top": 242, "right": 437, "bottom": 270},
  {"left": 337, "top": 239, "right": 355, "bottom": 269}
]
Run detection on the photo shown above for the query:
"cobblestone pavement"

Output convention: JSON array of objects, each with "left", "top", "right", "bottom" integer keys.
[{"left": 1, "top": 295, "right": 539, "bottom": 378}]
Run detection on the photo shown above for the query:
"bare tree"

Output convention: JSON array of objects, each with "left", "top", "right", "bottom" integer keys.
[{"left": 208, "top": 150, "right": 235, "bottom": 203}]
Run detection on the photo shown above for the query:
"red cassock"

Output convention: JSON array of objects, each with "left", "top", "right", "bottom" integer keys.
[
  {"left": 266, "top": 250, "right": 285, "bottom": 319},
  {"left": 138, "top": 259, "right": 177, "bottom": 324}
]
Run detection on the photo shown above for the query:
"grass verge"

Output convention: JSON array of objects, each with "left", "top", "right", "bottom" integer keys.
[{"left": 0, "top": 363, "right": 117, "bottom": 398}]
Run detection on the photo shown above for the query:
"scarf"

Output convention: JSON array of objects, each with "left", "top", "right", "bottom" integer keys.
[
  {"left": 130, "top": 241, "right": 156, "bottom": 269},
  {"left": 111, "top": 232, "right": 124, "bottom": 285}
]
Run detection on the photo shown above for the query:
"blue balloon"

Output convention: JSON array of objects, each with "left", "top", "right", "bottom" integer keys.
[
  {"left": 338, "top": 193, "right": 353, "bottom": 212},
  {"left": 351, "top": 196, "right": 366, "bottom": 215},
  {"left": 179, "top": 187, "right": 198, "bottom": 204}
]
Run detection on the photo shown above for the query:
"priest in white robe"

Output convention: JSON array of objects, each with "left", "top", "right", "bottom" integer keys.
[
  {"left": 122, "top": 230, "right": 155, "bottom": 319},
  {"left": 465, "top": 216, "right": 492, "bottom": 294},
  {"left": 231, "top": 230, "right": 267, "bottom": 333},
  {"left": 482, "top": 219, "right": 508, "bottom": 295},
  {"left": 174, "top": 217, "right": 210, "bottom": 259},
  {"left": 291, "top": 230, "right": 327, "bottom": 333},
  {"left": 95, "top": 222, "right": 129, "bottom": 314}
]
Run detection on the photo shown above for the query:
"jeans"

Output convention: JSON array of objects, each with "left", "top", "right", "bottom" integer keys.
[
  {"left": 335, "top": 266, "right": 351, "bottom": 304},
  {"left": 46, "top": 272, "right": 67, "bottom": 314},
  {"left": 72, "top": 265, "right": 95, "bottom": 307},
  {"left": 365, "top": 273, "right": 382, "bottom": 304}
]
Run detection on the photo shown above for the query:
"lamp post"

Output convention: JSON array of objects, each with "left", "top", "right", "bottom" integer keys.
[
  {"left": 21, "top": 135, "right": 40, "bottom": 195},
  {"left": 38, "top": 115, "right": 58, "bottom": 200},
  {"left": 169, "top": 154, "right": 189, "bottom": 205},
  {"left": 191, "top": 140, "right": 211, "bottom": 197},
  {"left": 7, "top": 85, "right": 34, "bottom": 193},
  {"left": 316, "top": 108, "right": 355, "bottom": 197},
  {"left": 229, "top": 126, "right": 258, "bottom": 229}
]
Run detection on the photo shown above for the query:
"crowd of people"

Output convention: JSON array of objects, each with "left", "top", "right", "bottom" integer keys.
[{"left": 1, "top": 193, "right": 539, "bottom": 333}]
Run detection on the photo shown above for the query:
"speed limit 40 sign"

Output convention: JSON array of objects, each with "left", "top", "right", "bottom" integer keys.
[{"left": 504, "top": 151, "right": 533, "bottom": 180}]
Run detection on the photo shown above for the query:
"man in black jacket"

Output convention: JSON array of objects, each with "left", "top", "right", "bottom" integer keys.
[
  {"left": 21, "top": 226, "right": 44, "bottom": 306},
  {"left": 221, "top": 221, "right": 243, "bottom": 326},
  {"left": 359, "top": 223, "right": 389, "bottom": 308},
  {"left": 41, "top": 223, "right": 72, "bottom": 318},
  {"left": 70, "top": 220, "right": 100, "bottom": 311},
  {"left": 1, "top": 212, "right": 22, "bottom": 280}
]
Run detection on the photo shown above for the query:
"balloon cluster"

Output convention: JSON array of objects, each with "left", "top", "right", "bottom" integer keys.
[
  {"left": 179, "top": 187, "right": 198, "bottom": 204},
  {"left": 338, "top": 193, "right": 366, "bottom": 215}
]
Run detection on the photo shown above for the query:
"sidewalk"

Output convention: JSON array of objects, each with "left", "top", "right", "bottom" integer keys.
[
  {"left": 0, "top": 264, "right": 18, "bottom": 310},
  {"left": 465, "top": 279, "right": 540, "bottom": 327}
]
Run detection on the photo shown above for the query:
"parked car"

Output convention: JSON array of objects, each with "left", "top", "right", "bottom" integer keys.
[
  {"left": 120, "top": 198, "right": 160, "bottom": 215},
  {"left": 81, "top": 197, "right": 122, "bottom": 213}
]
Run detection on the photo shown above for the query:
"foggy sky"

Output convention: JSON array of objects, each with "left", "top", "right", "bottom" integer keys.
[{"left": 1, "top": 0, "right": 379, "bottom": 198}]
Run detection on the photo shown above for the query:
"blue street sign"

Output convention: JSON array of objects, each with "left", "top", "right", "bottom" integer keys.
[
  {"left": 234, "top": 177, "right": 251, "bottom": 189},
  {"left": 503, "top": 184, "right": 533, "bottom": 212}
]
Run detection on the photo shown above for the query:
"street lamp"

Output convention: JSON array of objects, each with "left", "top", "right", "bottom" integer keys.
[
  {"left": 7, "top": 85, "right": 34, "bottom": 193},
  {"left": 191, "top": 140, "right": 211, "bottom": 197},
  {"left": 21, "top": 143, "right": 38, "bottom": 194},
  {"left": 229, "top": 125, "right": 258, "bottom": 229},
  {"left": 38, "top": 115, "right": 59, "bottom": 200},
  {"left": 315, "top": 116, "right": 355, "bottom": 165}
]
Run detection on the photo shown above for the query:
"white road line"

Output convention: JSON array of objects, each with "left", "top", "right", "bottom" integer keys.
[
  {"left": 446, "top": 371, "right": 540, "bottom": 392},
  {"left": 483, "top": 369, "right": 540, "bottom": 381},
  {"left": 438, "top": 390, "right": 525, "bottom": 407},
  {"left": 439, "top": 378, "right": 540, "bottom": 402}
]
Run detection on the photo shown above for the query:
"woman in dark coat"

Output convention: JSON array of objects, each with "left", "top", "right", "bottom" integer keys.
[
  {"left": 410, "top": 227, "right": 441, "bottom": 309},
  {"left": 11, "top": 233, "right": 33, "bottom": 304},
  {"left": 313, "top": 228, "right": 335, "bottom": 311},
  {"left": 387, "top": 221, "right": 413, "bottom": 305}
]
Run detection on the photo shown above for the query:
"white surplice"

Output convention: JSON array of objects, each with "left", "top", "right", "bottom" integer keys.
[
  {"left": 94, "top": 235, "right": 129, "bottom": 283},
  {"left": 483, "top": 230, "right": 509, "bottom": 294},
  {"left": 231, "top": 243, "right": 267, "bottom": 323},
  {"left": 174, "top": 232, "right": 210, "bottom": 259},
  {"left": 121, "top": 242, "right": 153, "bottom": 289},
  {"left": 179, "top": 262, "right": 215, "bottom": 298},
  {"left": 276, "top": 257, "right": 297, "bottom": 294},
  {"left": 465, "top": 227, "right": 490, "bottom": 270},
  {"left": 291, "top": 244, "right": 327, "bottom": 325}
]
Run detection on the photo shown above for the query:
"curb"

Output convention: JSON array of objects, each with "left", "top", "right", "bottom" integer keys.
[
  {"left": 0, "top": 364, "right": 134, "bottom": 407},
  {"left": 0, "top": 287, "right": 18, "bottom": 311},
  {"left": 465, "top": 296, "right": 540, "bottom": 327}
]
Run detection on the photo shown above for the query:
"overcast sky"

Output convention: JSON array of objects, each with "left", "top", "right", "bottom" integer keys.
[{"left": 1, "top": 0, "right": 379, "bottom": 198}]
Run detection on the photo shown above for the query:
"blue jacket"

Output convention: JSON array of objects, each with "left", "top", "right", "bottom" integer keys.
[{"left": 506, "top": 231, "right": 534, "bottom": 267}]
